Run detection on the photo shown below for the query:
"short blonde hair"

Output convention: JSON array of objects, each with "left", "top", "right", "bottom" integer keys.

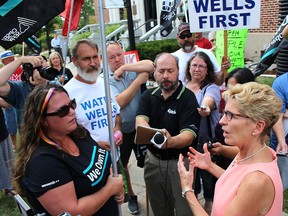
[{"left": 222, "top": 82, "right": 282, "bottom": 136}]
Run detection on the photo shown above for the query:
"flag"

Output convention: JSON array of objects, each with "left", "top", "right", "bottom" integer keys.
[
  {"left": 24, "top": 35, "right": 42, "bottom": 54},
  {"left": 0, "top": 0, "right": 65, "bottom": 49},
  {"left": 253, "top": 15, "right": 288, "bottom": 77},
  {"left": 160, "top": 0, "right": 181, "bottom": 37},
  {"left": 105, "top": 0, "right": 124, "bottom": 9},
  {"left": 61, "top": 0, "right": 84, "bottom": 36}
]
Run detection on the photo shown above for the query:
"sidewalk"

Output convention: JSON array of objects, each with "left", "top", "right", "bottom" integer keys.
[
  {"left": 120, "top": 153, "right": 153, "bottom": 216},
  {"left": 120, "top": 153, "right": 205, "bottom": 216}
]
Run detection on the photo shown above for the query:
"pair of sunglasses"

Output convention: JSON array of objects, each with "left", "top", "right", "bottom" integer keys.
[
  {"left": 45, "top": 99, "right": 76, "bottom": 118},
  {"left": 179, "top": 33, "right": 193, "bottom": 39}
]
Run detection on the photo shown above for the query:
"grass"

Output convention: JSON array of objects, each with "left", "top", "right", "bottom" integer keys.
[
  {"left": 2, "top": 189, "right": 288, "bottom": 214},
  {"left": 0, "top": 192, "right": 19, "bottom": 216},
  {"left": 255, "top": 76, "right": 275, "bottom": 86}
]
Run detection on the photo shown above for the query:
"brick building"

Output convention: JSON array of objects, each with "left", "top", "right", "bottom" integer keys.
[
  {"left": 93, "top": 0, "right": 284, "bottom": 62},
  {"left": 243, "top": 0, "right": 284, "bottom": 61}
]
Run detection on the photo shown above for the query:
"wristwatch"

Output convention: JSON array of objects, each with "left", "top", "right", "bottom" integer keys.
[{"left": 182, "top": 188, "right": 194, "bottom": 198}]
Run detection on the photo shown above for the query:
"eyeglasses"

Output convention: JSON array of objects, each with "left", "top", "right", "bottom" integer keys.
[
  {"left": 223, "top": 110, "right": 249, "bottom": 121},
  {"left": 191, "top": 64, "right": 207, "bottom": 70},
  {"left": 106, "top": 40, "right": 123, "bottom": 48},
  {"left": 179, "top": 33, "right": 192, "bottom": 39},
  {"left": 45, "top": 99, "right": 76, "bottom": 117}
]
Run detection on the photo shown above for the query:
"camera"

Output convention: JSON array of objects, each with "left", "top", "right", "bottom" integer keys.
[
  {"left": 207, "top": 141, "right": 215, "bottom": 149},
  {"left": 22, "top": 63, "right": 58, "bottom": 81}
]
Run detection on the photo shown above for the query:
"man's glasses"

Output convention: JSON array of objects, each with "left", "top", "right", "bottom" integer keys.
[
  {"left": 223, "top": 110, "right": 249, "bottom": 121},
  {"left": 179, "top": 33, "right": 193, "bottom": 39},
  {"left": 106, "top": 40, "right": 123, "bottom": 48},
  {"left": 191, "top": 64, "right": 207, "bottom": 71},
  {"left": 45, "top": 99, "right": 76, "bottom": 118}
]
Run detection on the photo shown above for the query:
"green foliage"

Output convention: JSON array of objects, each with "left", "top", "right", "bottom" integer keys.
[
  {"left": 80, "top": 0, "right": 95, "bottom": 28},
  {"left": 10, "top": 44, "right": 23, "bottom": 56},
  {"left": 36, "top": 17, "right": 62, "bottom": 38},
  {"left": 105, "top": 24, "right": 122, "bottom": 35},
  {"left": 69, "top": 31, "right": 93, "bottom": 49},
  {"left": 255, "top": 76, "right": 275, "bottom": 87},
  {"left": 284, "top": 189, "right": 288, "bottom": 213},
  {"left": 0, "top": 192, "right": 19, "bottom": 216},
  {"left": 135, "top": 39, "right": 179, "bottom": 61}
]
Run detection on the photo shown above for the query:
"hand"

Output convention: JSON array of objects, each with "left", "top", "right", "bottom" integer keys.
[
  {"left": 106, "top": 174, "right": 124, "bottom": 196},
  {"left": 97, "top": 141, "right": 111, "bottom": 151},
  {"left": 114, "top": 66, "right": 125, "bottom": 80},
  {"left": 177, "top": 154, "right": 195, "bottom": 191},
  {"left": 209, "top": 142, "right": 223, "bottom": 155},
  {"left": 29, "top": 69, "right": 46, "bottom": 85},
  {"left": 20, "top": 56, "right": 43, "bottom": 68},
  {"left": 114, "top": 130, "right": 123, "bottom": 147},
  {"left": 161, "top": 128, "right": 171, "bottom": 149},
  {"left": 58, "top": 75, "right": 65, "bottom": 83},
  {"left": 276, "top": 142, "right": 288, "bottom": 154},
  {"left": 187, "top": 144, "right": 212, "bottom": 170},
  {"left": 114, "top": 188, "right": 125, "bottom": 204},
  {"left": 221, "top": 56, "right": 231, "bottom": 71},
  {"left": 197, "top": 105, "right": 211, "bottom": 116}
]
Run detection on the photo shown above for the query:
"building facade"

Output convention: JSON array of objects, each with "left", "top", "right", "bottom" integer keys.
[{"left": 93, "top": 0, "right": 283, "bottom": 61}]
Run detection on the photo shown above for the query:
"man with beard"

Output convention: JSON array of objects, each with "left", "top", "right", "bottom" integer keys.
[
  {"left": 172, "top": 22, "right": 230, "bottom": 85},
  {"left": 107, "top": 42, "right": 154, "bottom": 214},
  {"left": 135, "top": 53, "right": 201, "bottom": 216},
  {"left": 64, "top": 39, "right": 122, "bottom": 151}
]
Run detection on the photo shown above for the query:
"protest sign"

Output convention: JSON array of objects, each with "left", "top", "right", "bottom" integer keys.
[
  {"left": 105, "top": 0, "right": 124, "bottom": 9},
  {"left": 215, "top": 29, "right": 248, "bottom": 71},
  {"left": 188, "top": 0, "right": 261, "bottom": 32},
  {"left": 124, "top": 50, "right": 139, "bottom": 63}
]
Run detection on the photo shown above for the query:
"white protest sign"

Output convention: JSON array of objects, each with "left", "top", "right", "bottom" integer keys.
[
  {"left": 105, "top": 0, "right": 124, "bottom": 9},
  {"left": 188, "top": 0, "right": 261, "bottom": 32}
]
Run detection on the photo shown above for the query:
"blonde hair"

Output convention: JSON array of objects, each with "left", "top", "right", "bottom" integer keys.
[
  {"left": 222, "top": 82, "right": 282, "bottom": 136},
  {"left": 48, "top": 51, "right": 63, "bottom": 67}
]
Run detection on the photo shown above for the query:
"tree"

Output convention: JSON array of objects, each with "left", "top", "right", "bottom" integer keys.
[{"left": 80, "top": 0, "right": 95, "bottom": 28}]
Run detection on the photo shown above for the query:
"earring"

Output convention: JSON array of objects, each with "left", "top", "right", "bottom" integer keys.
[{"left": 252, "top": 132, "right": 255, "bottom": 136}]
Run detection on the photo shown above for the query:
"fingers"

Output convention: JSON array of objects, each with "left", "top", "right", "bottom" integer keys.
[
  {"left": 177, "top": 154, "right": 185, "bottom": 171},
  {"left": 115, "top": 189, "right": 125, "bottom": 204}
]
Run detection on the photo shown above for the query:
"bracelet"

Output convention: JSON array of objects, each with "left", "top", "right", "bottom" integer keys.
[{"left": 182, "top": 188, "right": 194, "bottom": 198}]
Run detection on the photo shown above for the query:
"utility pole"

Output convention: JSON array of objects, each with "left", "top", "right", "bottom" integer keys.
[{"left": 125, "top": 0, "right": 136, "bottom": 50}]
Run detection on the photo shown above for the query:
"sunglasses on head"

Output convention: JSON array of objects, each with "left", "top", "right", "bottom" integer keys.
[
  {"left": 45, "top": 99, "right": 76, "bottom": 118},
  {"left": 179, "top": 33, "right": 193, "bottom": 39}
]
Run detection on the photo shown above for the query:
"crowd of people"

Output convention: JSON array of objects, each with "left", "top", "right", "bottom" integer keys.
[{"left": 0, "top": 20, "right": 287, "bottom": 216}]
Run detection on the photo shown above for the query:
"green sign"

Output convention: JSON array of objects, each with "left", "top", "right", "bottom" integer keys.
[{"left": 215, "top": 29, "right": 248, "bottom": 72}]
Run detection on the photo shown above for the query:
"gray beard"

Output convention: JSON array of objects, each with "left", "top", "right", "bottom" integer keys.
[
  {"left": 184, "top": 45, "right": 193, "bottom": 52},
  {"left": 77, "top": 67, "right": 100, "bottom": 82},
  {"left": 157, "top": 79, "right": 178, "bottom": 92}
]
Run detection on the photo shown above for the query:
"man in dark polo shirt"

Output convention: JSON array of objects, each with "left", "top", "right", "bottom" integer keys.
[{"left": 136, "top": 52, "right": 200, "bottom": 216}]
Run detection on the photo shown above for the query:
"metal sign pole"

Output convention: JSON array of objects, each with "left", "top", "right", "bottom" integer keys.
[{"left": 97, "top": 0, "right": 122, "bottom": 215}]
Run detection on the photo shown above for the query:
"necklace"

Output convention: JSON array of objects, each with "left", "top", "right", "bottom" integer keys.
[{"left": 233, "top": 144, "right": 266, "bottom": 165}]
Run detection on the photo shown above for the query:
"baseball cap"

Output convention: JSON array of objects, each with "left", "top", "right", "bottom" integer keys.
[
  {"left": 1, "top": 50, "right": 15, "bottom": 60},
  {"left": 177, "top": 22, "right": 191, "bottom": 35}
]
